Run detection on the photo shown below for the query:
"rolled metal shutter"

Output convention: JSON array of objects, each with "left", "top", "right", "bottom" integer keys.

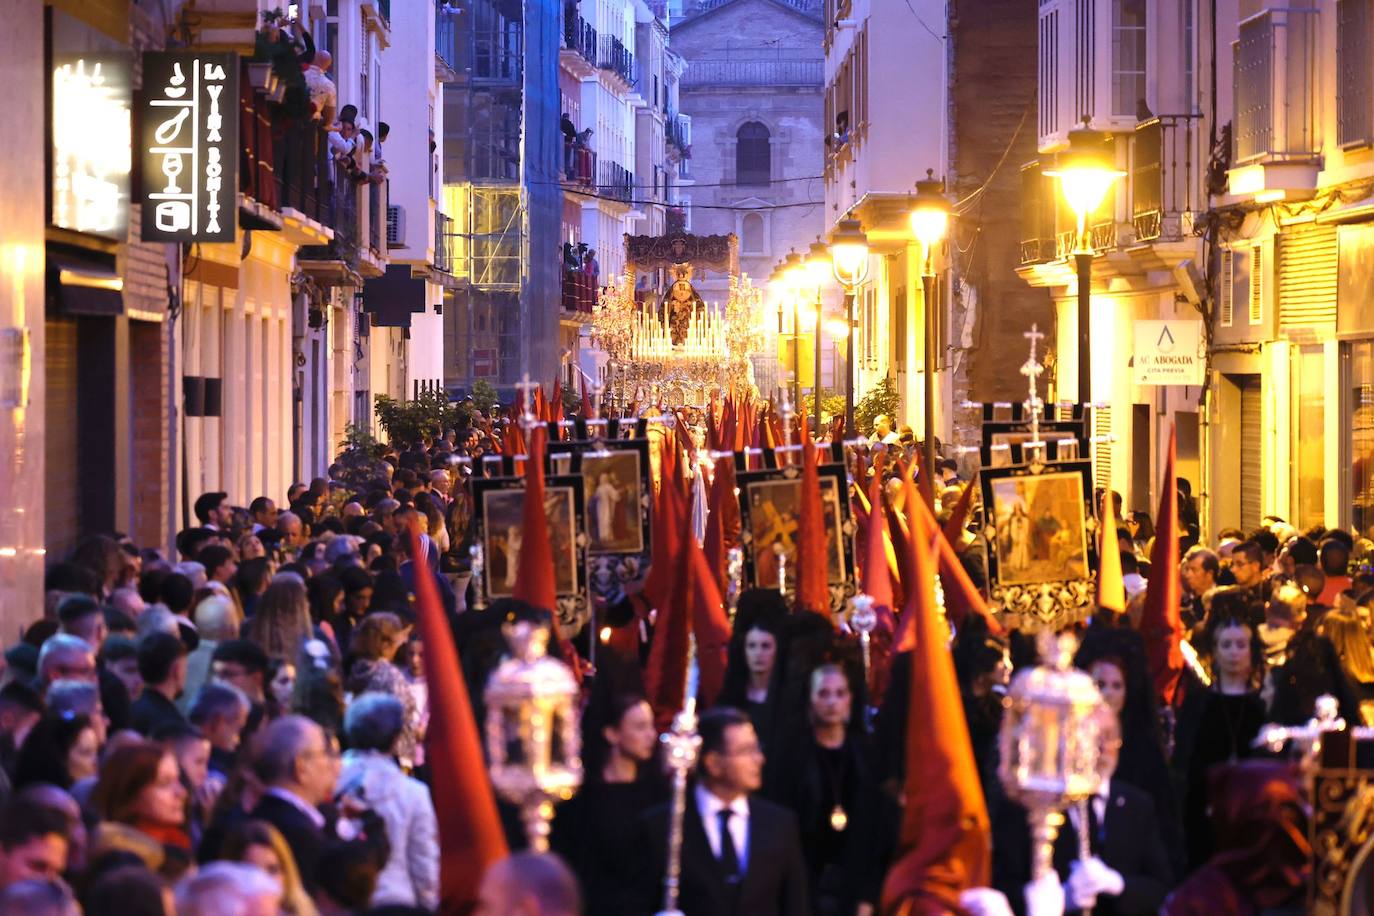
[
  {"left": 1240, "top": 376, "right": 1263, "bottom": 532},
  {"left": 1278, "top": 222, "right": 1338, "bottom": 336}
]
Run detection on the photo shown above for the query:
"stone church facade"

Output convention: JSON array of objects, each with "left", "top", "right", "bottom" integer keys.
[{"left": 670, "top": 0, "right": 827, "bottom": 395}]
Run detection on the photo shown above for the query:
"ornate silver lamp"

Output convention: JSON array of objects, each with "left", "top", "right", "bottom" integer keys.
[
  {"left": 997, "top": 630, "right": 1108, "bottom": 883},
  {"left": 847, "top": 593, "right": 877, "bottom": 686},
  {"left": 726, "top": 546, "right": 744, "bottom": 622},
  {"left": 469, "top": 542, "right": 487, "bottom": 612},
  {"left": 484, "top": 614, "right": 583, "bottom": 852}
]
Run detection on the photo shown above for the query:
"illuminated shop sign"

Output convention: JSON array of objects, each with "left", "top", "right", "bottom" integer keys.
[
  {"left": 51, "top": 53, "right": 132, "bottom": 240},
  {"left": 138, "top": 52, "right": 239, "bottom": 243}
]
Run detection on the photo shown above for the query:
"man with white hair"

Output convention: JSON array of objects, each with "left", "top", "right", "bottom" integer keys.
[
  {"left": 181, "top": 595, "right": 239, "bottom": 713},
  {"left": 250, "top": 715, "right": 338, "bottom": 893},
  {"left": 36, "top": 636, "right": 97, "bottom": 687},
  {"left": 108, "top": 586, "right": 146, "bottom": 619},
  {"left": 176, "top": 862, "right": 281, "bottom": 916},
  {"left": 174, "top": 561, "right": 208, "bottom": 592},
  {"left": 429, "top": 468, "right": 452, "bottom": 507},
  {"left": 477, "top": 852, "right": 582, "bottom": 916},
  {"left": 277, "top": 512, "right": 305, "bottom": 554}
]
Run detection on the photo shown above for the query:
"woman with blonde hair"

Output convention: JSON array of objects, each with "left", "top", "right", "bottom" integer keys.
[
  {"left": 220, "top": 819, "right": 318, "bottom": 915},
  {"left": 345, "top": 612, "right": 420, "bottom": 769},
  {"left": 1321, "top": 605, "right": 1374, "bottom": 725},
  {"left": 246, "top": 573, "right": 313, "bottom": 663}
]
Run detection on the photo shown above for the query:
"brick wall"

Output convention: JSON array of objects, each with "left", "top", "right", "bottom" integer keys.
[
  {"left": 129, "top": 319, "right": 169, "bottom": 549},
  {"left": 948, "top": 0, "right": 1053, "bottom": 444}
]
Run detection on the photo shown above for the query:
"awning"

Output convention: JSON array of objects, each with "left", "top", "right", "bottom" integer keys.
[
  {"left": 48, "top": 249, "right": 124, "bottom": 317},
  {"left": 362, "top": 264, "right": 425, "bottom": 328}
]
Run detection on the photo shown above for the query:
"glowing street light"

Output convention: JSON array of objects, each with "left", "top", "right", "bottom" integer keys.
[
  {"left": 1043, "top": 119, "right": 1124, "bottom": 403},
  {"left": 828, "top": 218, "right": 869, "bottom": 435},
  {"left": 911, "top": 170, "right": 951, "bottom": 506}
]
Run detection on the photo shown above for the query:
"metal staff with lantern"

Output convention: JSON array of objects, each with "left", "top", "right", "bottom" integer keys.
[
  {"left": 484, "top": 610, "right": 583, "bottom": 852},
  {"left": 657, "top": 637, "right": 702, "bottom": 916},
  {"left": 998, "top": 630, "right": 1109, "bottom": 906}
]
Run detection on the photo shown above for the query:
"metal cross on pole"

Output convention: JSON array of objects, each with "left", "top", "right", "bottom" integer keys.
[
  {"left": 515, "top": 374, "right": 542, "bottom": 432},
  {"left": 1021, "top": 324, "right": 1046, "bottom": 456}
]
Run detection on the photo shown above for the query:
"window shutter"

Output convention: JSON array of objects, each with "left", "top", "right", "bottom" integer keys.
[
  {"left": 1249, "top": 243, "right": 1264, "bottom": 325},
  {"left": 1219, "top": 249, "right": 1234, "bottom": 327}
]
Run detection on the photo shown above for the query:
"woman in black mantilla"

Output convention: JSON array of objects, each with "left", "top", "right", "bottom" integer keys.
[
  {"left": 717, "top": 590, "right": 789, "bottom": 752},
  {"left": 765, "top": 660, "right": 886, "bottom": 916},
  {"left": 550, "top": 692, "right": 665, "bottom": 914}
]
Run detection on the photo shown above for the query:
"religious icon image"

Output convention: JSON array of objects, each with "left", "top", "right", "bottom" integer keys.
[
  {"left": 661, "top": 265, "right": 706, "bottom": 346},
  {"left": 581, "top": 450, "right": 645, "bottom": 554},
  {"left": 989, "top": 471, "right": 1088, "bottom": 586},
  {"left": 746, "top": 477, "right": 844, "bottom": 588},
  {"left": 482, "top": 486, "right": 580, "bottom": 596}
]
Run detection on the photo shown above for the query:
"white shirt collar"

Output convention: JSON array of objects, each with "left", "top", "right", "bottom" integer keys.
[
  {"left": 694, "top": 782, "right": 749, "bottom": 821},
  {"left": 266, "top": 786, "right": 326, "bottom": 830}
]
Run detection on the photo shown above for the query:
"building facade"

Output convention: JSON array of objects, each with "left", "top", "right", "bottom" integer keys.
[
  {"left": 1018, "top": 0, "right": 1207, "bottom": 515},
  {"left": 820, "top": 0, "right": 951, "bottom": 439},
  {"left": 672, "top": 0, "right": 826, "bottom": 398},
  {"left": 441, "top": 0, "right": 562, "bottom": 397}
]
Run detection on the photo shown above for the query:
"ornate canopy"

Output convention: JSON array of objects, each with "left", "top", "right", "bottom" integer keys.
[{"left": 624, "top": 232, "right": 738, "bottom": 276}]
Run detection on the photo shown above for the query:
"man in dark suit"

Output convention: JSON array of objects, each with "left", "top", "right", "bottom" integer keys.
[
  {"left": 992, "top": 715, "right": 1172, "bottom": 915},
  {"left": 639, "top": 707, "right": 810, "bottom": 916},
  {"left": 249, "top": 715, "right": 338, "bottom": 893},
  {"left": 129, "top": 632, "right": 189, "bottom": 737}
]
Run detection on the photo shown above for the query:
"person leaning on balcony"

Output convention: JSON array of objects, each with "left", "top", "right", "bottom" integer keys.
[
  {"left": 561, "top": 113, "right": 577, "bottom": 173},
  {"left": 304, "top": 49, "right": 337, "bottom": 125}
]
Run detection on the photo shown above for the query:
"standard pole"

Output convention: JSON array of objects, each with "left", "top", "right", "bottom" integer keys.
[
  {"left": 922, "top": 269, "right": 937, "bottom": 509},
  {"left": 813, "top": 291, "right": 823, "bottom": 436},
  {"left": 844, "top": 288, "right": 856, "bottom": 438},
  {"left": 792, "top": 298, "right": 802, "bottom": 429},
  {"left": 1076, "top": 250, "right": 1093, "bottom": 404}
]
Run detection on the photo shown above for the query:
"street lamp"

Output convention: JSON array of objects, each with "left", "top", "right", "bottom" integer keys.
[
  {"left": 806, "top": 239, "right": 832, "bottom": 434},
  {"left": 829, "top": 218, "right": 869, "bottom": 437},
  {"left": 781, "top": 249, "right": 806, "bottom": 419},
  {"left": 911, "top": 169, "right": 951, "bottom": 508},
  {"left": 1043, "top": 119, "right": 1123, "bottom": 403}
]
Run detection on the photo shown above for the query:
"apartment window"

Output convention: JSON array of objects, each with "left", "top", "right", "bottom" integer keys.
[
  {"left": 1075, "top": 0, "right": 1095, "bottom": 122},
  {"left": 1292, "top": 345, "right": 1325, "bottom": 528},
  {"left": 736, "top": 122, "right": 771, "bottom": 186},
  {"left": 1182, "top": 0, "right": 1195, "bottom": 112},
  {"left": 1112, "top": 0, "right": 1147, "bottom": 118},
  {"left": 1347, "top": 341, "right": 1374, "bottom": 534},
  {"left": 1338, "top": 0, "right": 1374, "bottom": 147},
  {"left": 1040, "top": 7, "right": 1059, "bottom": 137}
]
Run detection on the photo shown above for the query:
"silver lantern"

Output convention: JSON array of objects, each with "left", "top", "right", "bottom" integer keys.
[
  {"left": 997, "top": 630, "right": 1108, "bottom": 882},
  {"left": 484, "top": 614, "right": 583, "bottom": 852}
]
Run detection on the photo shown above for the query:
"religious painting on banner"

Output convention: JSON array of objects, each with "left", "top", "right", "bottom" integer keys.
[
  {"left": 736, "top": 464, "right": 856, "bottom": 615},
  {"left": 980, "top": 461, "right": 1097, "bottom": 631},
  {"left": 580, "top": 450, "right": 647, "bottom": 555},
  {"left": 472, "top": 475, "right": 588, "bottom": 634}
]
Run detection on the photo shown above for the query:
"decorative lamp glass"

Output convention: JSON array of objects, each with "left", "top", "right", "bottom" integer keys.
[
  {"left": 829, "top": 218, "right": 870, "bottom": 288},
  {"left": 484, "top": 613, "right": 583, "bottom": 852},
  {"left": 909, "top": 169, "right": 951, "bottom": 251},
  {"left": 1043, "top": 120, "right": 1125, "bottom": 244}
]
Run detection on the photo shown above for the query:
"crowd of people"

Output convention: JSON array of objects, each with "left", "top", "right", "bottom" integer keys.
[{"left": 0, "top": 397, "right": 1364, "bottom": 915}]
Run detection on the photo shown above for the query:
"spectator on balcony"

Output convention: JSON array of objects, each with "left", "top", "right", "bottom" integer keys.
[
  {"left": 304, "top": 49, "right": 337, "bottom": 125},
  {"left": 375, "top": 122, "right": 390, "bottom": 173},
  {"left": 582, "top": 249, "right": 600, "bottom": 284},
  {"left": 562, "top": 114, "right": 577, "bottom": 173}
]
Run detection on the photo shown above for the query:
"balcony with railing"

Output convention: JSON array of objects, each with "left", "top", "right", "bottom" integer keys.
[
  {"left": 562, "top": 269, "right": 598, "bottom": 314},
  {"left": 598, "top": 161, "right": 635, "bottom": 204},
  {"left": 599, "top": 35, "right": 636, "bottom": 86},
  {"left": 435, "top": 212, "right": 456, "bottom": 274},
  {"left": 1132, "top": 115, "right": 1201, "bottom": 243},
  {"left": 436, "top": 5, "right": 460, "bottom": 79},
  {"left": 1019, "top": 162, "right": 1057, "bottom": 266},
  {"left": 563, "top": 140, "right": 597, "bottom": 186},
  {"left": 1229, "top": 5, "right": 1320, "bottom": 199},
  {"left": 667, "top": 112, "right": 692, "bottom": 158},
  {"left": 561, "top": 13, "right": 598, "bottom": 73}
]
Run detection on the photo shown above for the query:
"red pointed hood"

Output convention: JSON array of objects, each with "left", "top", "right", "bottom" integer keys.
[
  {"left": 513, "top": 426, "right": 556, "bottom": 615},
  {"left": 879, "top": 506, "right": 992, "bottom": 912},
  {"left": 941, "top": 473, "right": 978, "bottom": 545},
  {"left": 1142, "top": 426, "right": 1185, "bottom": 705},
  {"left": 703, "top": 458, "right": 741, "bottom": 595},
  {"left": 796, "top": 440, "right": 832, "bottom": 619},
  {"left": 407, "top": 527, "right": 508, "bottom": 910}
]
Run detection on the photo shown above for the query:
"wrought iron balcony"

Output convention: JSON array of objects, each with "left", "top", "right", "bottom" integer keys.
[
  {"left": 562, "top": 268, "right": 597, "bottom": 314},
  {"left": 563, "top": 140, "right": 597, "bottom": 186},
  {"left": 598, "top": 161, "right": 635, "bottom": 203},
  {"left": 1019, "top": 162, "right": 1057, "bottom": 265},
  {"left": 599, "top": 35, "right": 636, "bottom": 85},
  {"left": 563, "top": 14, "right": 597, "bottom": 67},
  {"left": 1132, "top": 114, "right": 1201, "bottom": 243},
  {"left": 435, "top": 212, "right": 456, "bottom": 274}
]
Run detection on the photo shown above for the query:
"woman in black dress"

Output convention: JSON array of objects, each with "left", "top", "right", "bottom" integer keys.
[
  {"left": 551, "top": 693, "right": 665, "bottom": 914},
  {"left": 1173, "top": 612, "right": 1266, "bottom": 872},
  {"left": 766, "top": 662, "right": 885, "bottom": 916},
  {"left": 717, "top": 593, "right": 786, "bottom": 750}
]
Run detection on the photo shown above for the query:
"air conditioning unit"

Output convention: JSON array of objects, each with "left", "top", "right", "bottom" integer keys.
[{"left": 386, "top": 205, "right": 407, "bottom": 248}]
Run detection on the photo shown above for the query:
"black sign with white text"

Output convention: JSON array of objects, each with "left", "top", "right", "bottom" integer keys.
[{"left": 138, "top": 52, "right": 238, "bottom": 242}]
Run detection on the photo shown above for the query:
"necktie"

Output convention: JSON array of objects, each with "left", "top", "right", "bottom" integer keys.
[{"left": 717, "top": 809, "right": 741, "bottom": 884}]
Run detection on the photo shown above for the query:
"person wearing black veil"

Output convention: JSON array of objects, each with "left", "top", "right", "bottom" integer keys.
[
  {"left": 1075, "top": 626, "right": 1184, "bottom": 875},
  {"left": 763, "top": 656, "right": 886, "bottom": 916},
  {"left": 717, "top": 589, "right": 788, "bottom": 752},
  {"left": 551, "top": 690, "right": 666, "bottom": 914},
  {"left": 952, "top": 614, "right": 1011, "bottom": 816}
]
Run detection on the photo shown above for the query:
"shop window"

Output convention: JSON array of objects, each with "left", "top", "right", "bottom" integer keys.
[
  {"left": 1291, "top": 345, "right": 1325, "bottom": 529},
  {"left": 1348, "top": 342, "right": 1374, "bottom": 536}
]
